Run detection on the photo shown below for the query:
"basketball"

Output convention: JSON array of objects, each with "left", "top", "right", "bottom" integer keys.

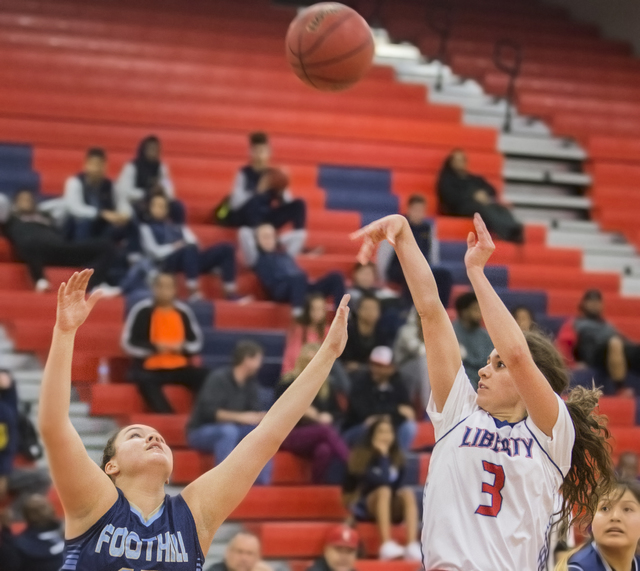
[
  {"left": 285, "top": 2, "right": 375, "bottom": 91},
  {"left": 263, "top": 167, "right": 289, "bottom": 192}
]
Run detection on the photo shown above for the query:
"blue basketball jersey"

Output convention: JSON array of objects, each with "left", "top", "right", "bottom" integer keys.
[{"left": 61, "top": 488, "right": 205, "bottom": 571}]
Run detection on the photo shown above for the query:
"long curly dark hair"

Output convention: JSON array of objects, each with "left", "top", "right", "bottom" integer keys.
[{"left": 523, "top": 330, "right": 615, "bottom": 528}]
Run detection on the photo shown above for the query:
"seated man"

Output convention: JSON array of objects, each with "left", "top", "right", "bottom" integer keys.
[
  {"left": 245, "top": 223, "right": 345, "bottom": 318},
  {"left": 63, "top": 147, "right": 135, "bottom": 247},
  {"left": 556, "top": 289, "right": 640, "bottom": 395},
  {"left": 342, "top": 346, "right": 416, "bottom": 452},
  {"left": 140, "top": 193, "right": 239, "bottom": 301},
  {"left": 437, "top": 149, "right": 523, "bottom": 243},
  {"left": 206, "top": 531, "right": 273, "bottom": 571},
  {"left": 225, "top": 131, "right": 306, "bottom": 233},
  {"left": 378, "top": 194, "right": 453, "bottom": 308},
  {"left": 452, "top": 292, "right": 493, "bottom": 389},
  {"left": 116, "top": 134, "right": 186, "bottom": 224},
  {"left": 306, "top": 525, "right": 359, "bottom": 571},
  {"left": 121, "top": 273, "right": 209, "bottom": 413},
  {"left": 1, "top": 189, "right": 118, "bottom": 294},
  {"left": 187, "top": 341, "right": 272, "bottom": 485}
]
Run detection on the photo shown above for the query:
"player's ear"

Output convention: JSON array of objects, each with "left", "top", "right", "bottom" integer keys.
[{"left": 104, "top": 459, "right": 120, "bottom": 479}]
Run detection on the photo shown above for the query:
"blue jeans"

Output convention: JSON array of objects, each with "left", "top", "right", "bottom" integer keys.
[
  {"left": 162, "top": 243, "right": 236, "bottom": 282},
  {"left": 269, "top": 271, "right": 345, "bottom": 311},
  {"left": 342, "top": 419, "right": 417, "bottom": 452},
  {"left": 187, "top": 422, "right": 273, "bottom": 485}
]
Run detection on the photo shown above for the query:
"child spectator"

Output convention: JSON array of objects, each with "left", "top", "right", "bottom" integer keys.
[
  {"left": 63, "top": 148, "right": 134, "bottom": 244},
  {"left": 140, "top": 193, "right": 238, "bottom": 301},
  {"left": 378, "top": 195, "right": 453, "bottom": 308},
  {"left": 342, "top": 347, "right": 416, "bottom": 452},
  {"left": 340, "top": 294, "right": 394, "bottom": 372},
  {"left": 276, "top": 343, "right": 349, "bottom": 484},
  {"left": 187, "top": 341, "right": 272, "bottom": 485},
  {"left": 121, "top": 273, "right": 208, "bottom": 413},
  {"left": 452, "top": 292, "right": 493, "bottom": 389},
  {"left": 226, "top": 132, "right": 306, "bottom": 233},
  {"left": 2, "top": 189, "right": 118, "bottom": 294},
  {"left": 512, "top": 305, "right": 537, "bottom": 333},
  {"left": 342, "top": 418, "right": 421, "bottom": 561},
  {"left": 245, "top": 223, "right": 345, "bottom": 318},
  {"left": 116, "top": 135, "right": 185, "bottom": 223},
  {"left": 437, "top": 149, "right": 523, "bottom": 243}
]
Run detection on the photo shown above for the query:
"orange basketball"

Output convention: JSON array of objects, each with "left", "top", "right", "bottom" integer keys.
[{"left": 285, "top": 2, "right": 375, "bottom": 91}]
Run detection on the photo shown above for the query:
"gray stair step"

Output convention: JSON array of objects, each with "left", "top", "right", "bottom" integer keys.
[
  {"left": 622, "top": 277, "right": 640, "bottom": 296},
  {"left": 548, "top": 230, "right": 623, "bottom": 248},
  {"left": 464, "top": 112, "right": 552, "bottom": 136},
  {"left": 499, "top": 134, "right": 586, "bottom": 161},
  {"left": 13, "top": 369, "right": 42, "bottom": 385},
  {"left": 512, "top": 207, "right": 582, "bottom": 222},
  {"left": 504, "top": 193, "right": 591, "bottom": 210},
  {"left": 503, "top": 167, "right": 591, "bottom": 186},
  {"left": 552, "top": 220, "right": 601, "bottom": 233},
  {"left": 71, "top": 416, "right": 118, "bottom": 434},
  {"left": 584, "top": 254, "right": 640, "bottom": 274},
  {"left": 81, "top": 433, "right": 114, "bottom": 449}
]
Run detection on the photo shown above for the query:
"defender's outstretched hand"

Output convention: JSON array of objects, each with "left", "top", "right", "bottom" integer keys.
[
  {"left": 350, "top": 214, "right": 408, "bottom": 265},
  {"left": 324, "top": 294, "right": 350, "bottom": 358},
  {"left": 56, "top": 270, "right": 103, "bottom": 333},
  {"left": 464, "top": 213, "right": 496, "bottom": 273}
]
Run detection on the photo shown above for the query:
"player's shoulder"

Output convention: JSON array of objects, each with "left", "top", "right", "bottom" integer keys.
[{"left": 567, "top": 543, "right": 603, "bottom": 570}]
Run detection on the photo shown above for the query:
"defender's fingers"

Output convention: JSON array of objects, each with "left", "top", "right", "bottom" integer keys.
[
  {"left": 337, "top": 294, "right": 350, "bottom": 311},
  {"left": 86, "top": 288, "right": 104, "bottom": 311},
  {"left": 466, "top": 231, "right": 476, "bottom": 249},
  {"left": 57, "top": 282, "right": 66, "bottom": 304}
]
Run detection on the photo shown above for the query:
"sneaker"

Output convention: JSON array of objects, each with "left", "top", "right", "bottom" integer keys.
[
  {"left": 92, "top": 283, "right": 122, "bottom": 298},
  {"left": 379, "top": 540, "right": 405, "bottom": 561},
  {"left": 404, "top": 541, "right": 422, "bottom": 561},
  {"left": 35, "top": 279, "right": 52, "bottom": 293}
]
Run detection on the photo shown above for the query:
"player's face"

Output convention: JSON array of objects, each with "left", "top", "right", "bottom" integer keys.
[
  {"left": 592, "top": 489, "right": 640, "bottom": 551},
  {"left": 324, "top": 545, "right": 357, "bottom": 571},
  {"left": 108, "top": 424, "right": 173, "bottom": 481},
  {"left": 476, "top": 350, "right": 525, "bottom": 416}
]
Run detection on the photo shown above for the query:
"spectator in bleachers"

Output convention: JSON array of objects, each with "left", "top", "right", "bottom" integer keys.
[
  {"left": 140, "top": 193, "right": 239, "bottom": 301},
  {"left": 341, "top": 294, "right": 394, "bottom": 373},
  {"left": 512, "top": 305, "right": 537, "bottom": 333},
  {"left": 0, "top": 494, "right": 64, "bottom": 571},
  {"left": 276, "top": 343, "right": 349, "bottom": 484},
  {"left": 342, "top": 418, "right": 421, "bottom": 562},
  {"left": 346, "top": 262, "right": 399, "bottom": 309},
  {"left": 306, "top": 524, "right": 359, "bottom": 571},
  {"left": 342, "top": 346, "right": 416, "bottom": 452},
  {"left": 437, "top": 149, "right": 523, "bottom": 243},
  {"left": 617, "top": 452, "right": 640, "bottom": 481},
  {"left": 393, "top": 307, "right": 430, "bottom": 412},
  {"left": 452, "top": 292, "right": 493, "bottom": 389},
  {"left": 556, "top": 289, "right": 640, "bottom": 394},
  {"left": 245, "top": 223, "right": 345, "bottom": 318},
  {"left": 1, "top": 189, "right": 119, "bottom": 294},
  {"left": 121, "top": 272, "right": 208, "bottom": 413},
  {"left": 63, "top": 148, "right": 135, "bottom": 246},
  {"left": 206, "top": 531, "right": 273, "bottom": 571},
  {"left": 187, "top": 341, "right": 272, "bottom": 485},
  {"left": 116, "top": 135, "right": 185, "bottom": 224},
  {"left": 0, "top": 371, "right": 18, "bottom": 507},
  {"left": 378, "top": 194, "right": 453, "bottom": 308},
  {"left": 224, "top": 132, "right": 306, "bottom": 235}
]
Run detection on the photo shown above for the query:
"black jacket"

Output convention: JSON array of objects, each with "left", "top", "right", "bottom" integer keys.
[
  {"left": 121, "top": 298, "right": 203, "bottom": 362},
  {"left": 437, "top": 169, "right": 497, "bottom": 216}
]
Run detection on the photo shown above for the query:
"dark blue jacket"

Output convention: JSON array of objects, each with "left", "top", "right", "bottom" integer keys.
[
  {"left": 254, "top": 250, "right": 305, "bottom": 293},
  {"left": 568, "top": 542, "right": 639, "bottom": 571}
]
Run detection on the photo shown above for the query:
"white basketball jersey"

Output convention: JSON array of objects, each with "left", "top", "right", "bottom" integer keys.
[{"left": 422, "top": 365, "right": 575, "bottom": 571}]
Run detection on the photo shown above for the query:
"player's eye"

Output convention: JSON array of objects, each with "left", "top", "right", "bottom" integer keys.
[
  {"left": 497, "top": 361, "right": 505, "bottom": 368},
  {"left": 129, "top": 433, "right": 142, "bottom": 439}
]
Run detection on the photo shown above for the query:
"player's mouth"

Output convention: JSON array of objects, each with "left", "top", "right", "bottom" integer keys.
[
  {"left": 605, "top": 526, "right": 624, "bottom": 535},
  {"left": 146, "top": 443, "right": 163, "bottom": 452},
  {"left": 478, "top": 381, "right": 489, "bottom": 390}
]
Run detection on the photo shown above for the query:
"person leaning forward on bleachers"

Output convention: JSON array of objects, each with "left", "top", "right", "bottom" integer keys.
[
  {"left": 206, "top": 530, "right": 273, "bottom": 571},
  {"left": 243, "top": 223, "right": 345, "bottom": 318},
  {"left": 186, "top": 341, "right": 273, "bottom": 485},
  {"left": 121, "top": 272, "right": 209, "bottom": 413}
]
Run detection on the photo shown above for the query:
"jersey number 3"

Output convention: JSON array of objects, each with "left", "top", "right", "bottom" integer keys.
[{"left": 475, "top": 461, "right": 505, "bottom": 517}]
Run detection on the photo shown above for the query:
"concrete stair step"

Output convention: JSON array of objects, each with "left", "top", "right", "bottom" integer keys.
[
  {"left": 505, "top": 193, "right": 590, "bottom": 210},
  {"left": 499, "top": 134, "right": 586, "bottom": 161}
]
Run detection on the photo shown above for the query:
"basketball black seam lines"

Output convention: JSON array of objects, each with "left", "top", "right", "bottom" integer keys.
[
  {"left": 298, "top": 9, "right": 358, "bottom": 60},
  {"left": 294, "top": 25, "right": 318, "bottom": 89},
  {"left": 289, "top": 34, "right": 373, "bottom": 71}
]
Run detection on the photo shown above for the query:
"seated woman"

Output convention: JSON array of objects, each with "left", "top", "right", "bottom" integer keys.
[
  {"left": 116, "top": 135, "right": 186, "bottom": 223},
  {"left": 557, "top": 479, "right": 640, "bottom": 571},
  {"left": 437, "top": 149, "right": 523, "bottom": 243},
  {"left": 342, "top": 417, "right": 421, "bottom": 562},
  {"left": 140, "top": 193, "right": 238, "bottom": 301},
  {"left": 276, "top": 343, "right": 349, "bottom": 484}
]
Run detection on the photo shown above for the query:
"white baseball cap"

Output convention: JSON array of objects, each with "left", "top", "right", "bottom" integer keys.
[{"left": 369, "top": 346, "right": 393, "bottom": 366}]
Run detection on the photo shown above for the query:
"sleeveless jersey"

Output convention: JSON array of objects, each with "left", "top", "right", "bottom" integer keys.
[
  {"left": 422, "top": 365, "right": 575, "bottom": 571},
  {"left": 61, "top": 488, "right": 205, "bottom": 571}
]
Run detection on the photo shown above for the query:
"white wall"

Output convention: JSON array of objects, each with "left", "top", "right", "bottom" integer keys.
[{"left": 543, "top": 0, "right": 640, "bottom": 56}]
